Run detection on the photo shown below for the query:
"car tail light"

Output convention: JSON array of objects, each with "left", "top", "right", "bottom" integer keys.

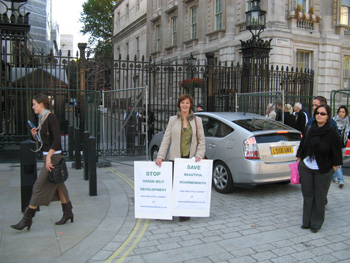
[{"left": 243, "top": 137, "right": 260, "bottom": 159}]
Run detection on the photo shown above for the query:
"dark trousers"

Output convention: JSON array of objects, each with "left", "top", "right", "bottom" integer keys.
[
  {"left": 126, "top": 125, "right": 135, "bottom": 151},
  {"left": 299, "top": 161, "right": 333, "bottom": 230}
]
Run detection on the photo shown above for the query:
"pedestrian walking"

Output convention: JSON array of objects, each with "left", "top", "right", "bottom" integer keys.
[
  {"left": 306, "top": 96, "right": 338, "bottom": 132},
  {"left": 196, "top": 103, "right": 205, "bottom": 112},
  {"left": 332, "top": 105, "right": 350, "bottom": 188},
  {"left": 275, "top": 101, "right": 283, "bottom": 121},
  {"left": 283, "top": 104, "right": 295, "bottom": 128},
  {"left": 296, "top": 104, "right": 342, "bottom": 233},
  {"left": 265, "top": 103, "right": 276, "bottom": 120},
  {"left": 123, "top": 104, "right": 140, "bottom": 154},
  {"left": 155, "top": 94, "right": 205, "bottom": 222},
  {"left": 294, "top": 102, "right": 306, "bottom": 133},
  {"left": 11, "top": 93, "right": 73, "bottom": 231}
]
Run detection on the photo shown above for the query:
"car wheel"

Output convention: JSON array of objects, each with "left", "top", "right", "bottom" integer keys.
[
  {"left": 213, "top": 161, "right": 234, "bottom": 194},
  {"left": 150, "top": 146, "right": 159, "bottom": 161}
]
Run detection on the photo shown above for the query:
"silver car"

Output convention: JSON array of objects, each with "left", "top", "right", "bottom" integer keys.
[{"left": 149, "top": 112, "right": 301, "bottom": 193}]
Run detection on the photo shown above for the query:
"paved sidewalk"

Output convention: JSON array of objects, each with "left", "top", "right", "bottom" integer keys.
[
  {"left": 0, "top": 161, "right": 133, "bottom": 263},
  {"left": 1, "top": 160, "right": 350, "bottom": 263}
]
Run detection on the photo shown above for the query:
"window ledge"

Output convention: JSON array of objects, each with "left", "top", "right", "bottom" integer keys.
[
  {"left": 183, "top": 38, "right": 198, "bottom": 45},
  {"left": 183, "top": 38, "right": 198, "bottom": 49},
  {"left": 151, "top": 51, "right": 160, "bottom": 58},
  {"left": 151, "top": 11, "right": 161, "bottom": 22},
  {"left": 206, "top": 29, "right": 226, "bottom": 41},
  {"left": 335, "top": 24, "right": 350, "bottom": 36},
  {"left": 165, "top": 4, "right": 177, "bottom": 14},
  {"left": 165, "top": 45, "right": 177, "bottom": 54}
]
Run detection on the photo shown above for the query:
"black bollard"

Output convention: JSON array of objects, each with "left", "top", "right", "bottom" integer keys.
[
  {"left": 83, "top": 131, "right": 90, "bottom": 180},
  {"left": 20, "top": 140, "right": 37, "bottom": 212},
  {"left": 74, "top": 127, "right": 82, "bottom": 169},
  {"left": 88, "top": 136, "right": 97, "bottom": 196},
  {"left": 68, "top": 125, "right": 74, "bottom": 161}
]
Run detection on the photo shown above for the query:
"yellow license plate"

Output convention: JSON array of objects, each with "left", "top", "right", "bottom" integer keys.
[{"left": 271, "top": 146, "right": 293, "bottom": 155}]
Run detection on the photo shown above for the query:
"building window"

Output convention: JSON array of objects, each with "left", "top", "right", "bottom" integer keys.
[
  {"left": 126, "top": 4, "right": 129, "bottom": 19},
  {"left": 117, "top": 12, "right": 120, "bottom": 26},
  {"left": 344, "top": 56, "right": 350, "bottom": 89},
  {"left": 215, "top": 0, "right": 223, "bottom": 30},
  {"left": 126, "top": 42, "right": 129, "bottom": 55},
  {"left": 171, "top": 17, "right": 177, "bottom": 46},
  {"left": 136, "top": 0, "right": 140, "bottom": 11},
  {"left": 156, "top": 0, "right": 161, "bottom": 10},
  {"left": 136, "top": 37, "right": 140, "bottom": 59},
  {"left": 296, "top": 0, "right": 309, "bottom": 13},
  {"left": 296, "top": 50, "right": 311, "bottom": 70},
  {"left": 341, "top": 0, "right": 350, "bottom": 25},
  {"left": 156, "top": 25, "right": 161, "bottom": 51},
  {"left": 191, "top": 7, "right": 197, "bottom": 39}
]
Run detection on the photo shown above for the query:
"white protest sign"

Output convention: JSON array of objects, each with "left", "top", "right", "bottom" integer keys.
[
  {"left": 172, "top": 158, "right": 213, "bottom": 217},
  {"left": 134, "top": 161, "right": 173, "bottom": 220}
]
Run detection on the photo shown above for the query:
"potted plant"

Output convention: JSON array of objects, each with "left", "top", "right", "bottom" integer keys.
[{"left": 179, "top": 77, "right": 204, "bottom": 95}]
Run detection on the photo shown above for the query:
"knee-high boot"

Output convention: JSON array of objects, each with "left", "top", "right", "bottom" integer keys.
[
  {"left": 11, "top": 207, "right": 36, "bottom": 231},
  {"left": 55, "top": 201, "right": 74, "bottom": 225}
]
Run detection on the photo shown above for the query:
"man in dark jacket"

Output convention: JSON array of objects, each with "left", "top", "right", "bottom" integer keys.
[{"left": 306, "top": 96, "right": 338, "bottom": 134}]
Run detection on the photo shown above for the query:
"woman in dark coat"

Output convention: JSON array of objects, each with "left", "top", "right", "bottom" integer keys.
[
  {"left": 11, "top": 94, "right": 73, "bottom": 231},
  {"left": 294, "top": 102, "right": 306, "bottom": 133},
  {"left": 283, "top": 104, "right": 295, "bottom": 128},
  {"left": 296, "top": 105, "right": 342, "bottom": 233}
]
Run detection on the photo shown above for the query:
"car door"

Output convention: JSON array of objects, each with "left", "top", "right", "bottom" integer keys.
[
  {"left": 198, "top": 115, "right": 217, "bottom": 158},
  {"left": 199, "top": 115, "right": 233, "bottom": 159}
]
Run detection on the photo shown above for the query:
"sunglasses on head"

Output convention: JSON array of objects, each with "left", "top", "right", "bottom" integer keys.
[{"left": 315, "top": 112, "right": 327, "bottom": 116}]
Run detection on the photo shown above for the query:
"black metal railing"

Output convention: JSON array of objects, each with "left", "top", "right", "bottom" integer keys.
[{"left": 1, "top": 43, "right": 314, "bottom": 161}]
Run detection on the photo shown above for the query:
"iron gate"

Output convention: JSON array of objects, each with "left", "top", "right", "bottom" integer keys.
[
  {"left": 0, "top": 44, "right": 315, "bottom": 162},
  {"left": 99, "top": 86, "right": 148, "bottom": 159}
]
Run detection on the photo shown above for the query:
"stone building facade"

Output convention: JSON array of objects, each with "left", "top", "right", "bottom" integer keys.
[
  {"left": 113, "top": 0, "right": 147, "bottom": 60},
  {"left": 113, "top": 0, "right": 350, "bottom": 98},
  {"left": 59, "top": 34, "right": 74, "bottom": 57}
]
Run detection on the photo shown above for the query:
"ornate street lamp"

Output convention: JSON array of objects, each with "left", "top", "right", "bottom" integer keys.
[
  {"left": 245, "top": 0, "right": 266, "bottom": 40},
  {"left": 240, "top": 0, "right": 271, "bottom": 94}
]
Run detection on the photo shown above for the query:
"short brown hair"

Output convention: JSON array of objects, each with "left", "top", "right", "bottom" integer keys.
[
  {"left": 177, "top": 94, "right": 194, "bottom": 110},
  {"left": 33, "top": 93, "right": 51, "bottom": 110},
  {"left": 313, "top": 96, "right": 327, "bottom": 105}
]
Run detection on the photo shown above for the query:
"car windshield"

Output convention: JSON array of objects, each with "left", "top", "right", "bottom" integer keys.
[{"left": 233, "top": 118, "right": 291, "bottom": 131}]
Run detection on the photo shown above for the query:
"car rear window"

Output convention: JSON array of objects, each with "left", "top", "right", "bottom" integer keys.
[
  {"left": 255, "top": 133, "right": 301, "bottom": 143},
  {"left": 233, "top": 118, "right": 292, "bottom": 132}
]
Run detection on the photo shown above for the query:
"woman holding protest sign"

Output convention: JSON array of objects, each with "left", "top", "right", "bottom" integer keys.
[{"left": 155, "top": 94, "right": 206, "bottom": 222}]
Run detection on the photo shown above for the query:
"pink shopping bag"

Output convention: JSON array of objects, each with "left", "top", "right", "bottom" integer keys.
[{"left": 288, "top": 161, "right": 300, "bottom": 185}]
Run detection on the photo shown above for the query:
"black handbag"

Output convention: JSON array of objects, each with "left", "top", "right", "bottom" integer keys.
[{"left": 48, "top": 158, "right": 69, "bottom": 184}]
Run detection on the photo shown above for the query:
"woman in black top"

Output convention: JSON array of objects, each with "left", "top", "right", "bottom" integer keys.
[
  {"left": 283, "top": 104, "right": 295, "bottom": 128},
  {"left": 11, "top": 94, "right": 73, "bottom": 231},
  {"left": 296, "top": 105, "right": 342, "bottom": 233},
  {"left": 294, "top": 102, "right": 306, "bottom": 133}
]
